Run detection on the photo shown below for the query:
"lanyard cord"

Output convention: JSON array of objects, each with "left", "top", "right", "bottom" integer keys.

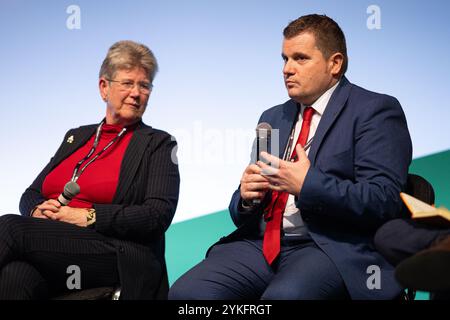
[
  {"left": 71, "top": 121, "right": 127, "bottom": 183},
  {"left": 283, "top": 107, "right": 301, "bottom": 161}
]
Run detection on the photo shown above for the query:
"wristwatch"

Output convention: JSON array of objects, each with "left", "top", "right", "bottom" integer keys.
[
  {"left": 86, "top": 208, "right": 96, "bottom": 226},
  {"left": 241, "top": 199, "right": 257, "bottom": 211}
]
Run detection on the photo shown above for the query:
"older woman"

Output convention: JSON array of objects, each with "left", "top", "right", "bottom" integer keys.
[{"left": 0, "top": 41, "right": 180, "bottom": 299}]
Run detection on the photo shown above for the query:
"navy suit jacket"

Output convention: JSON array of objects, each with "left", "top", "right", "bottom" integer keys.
[{"left": 224, "top": 77, "right": 412, "bottom": 299}]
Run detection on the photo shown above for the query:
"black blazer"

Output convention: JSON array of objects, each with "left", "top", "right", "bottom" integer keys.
[{"left": 19, "top": 121, "right": 180, "bottom": 299}]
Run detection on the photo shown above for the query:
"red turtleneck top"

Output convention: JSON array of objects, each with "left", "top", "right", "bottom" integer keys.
[{"left": 42, "top": 123, "right": 134, "bottom": 208}]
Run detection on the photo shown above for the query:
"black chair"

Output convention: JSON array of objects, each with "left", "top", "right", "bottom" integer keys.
[
  {"left": 397, "top": 173, "right": 435, "bottom": 301},
  {"left": 51, "top": 251, "right": 170, "bottom": 300},
  {"left": 403, "top": 173, "right": 435, "bottom": 211},
  {"left": 53, "top": 286, "right": 121, "bottom": 300}
]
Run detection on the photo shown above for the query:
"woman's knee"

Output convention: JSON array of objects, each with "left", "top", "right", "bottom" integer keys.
[
  {"left": 0, "top": 215, "right": 23, "bottom": 246},
  {"left": 0, "top": 214, "right": 23, "bottom": 229},
  {"left": 0, "top": 261, "right": 49, "bottom": 299}
]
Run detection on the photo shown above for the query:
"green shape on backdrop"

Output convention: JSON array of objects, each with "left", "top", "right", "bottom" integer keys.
[
  {"left": 166, "top": 149, "right": 450, "bottom": 300},
  {"left": 166, "top": 209, "right": 235, "bottom": 285}
]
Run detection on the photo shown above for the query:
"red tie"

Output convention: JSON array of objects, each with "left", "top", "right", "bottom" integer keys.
[{"left": 262, "top": 106, "right": 314, "bottom": 265}]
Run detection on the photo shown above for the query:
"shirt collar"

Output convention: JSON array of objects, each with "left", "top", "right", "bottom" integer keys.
[{"left": 301, "top": 80, "right": 340, "bottom": 116}]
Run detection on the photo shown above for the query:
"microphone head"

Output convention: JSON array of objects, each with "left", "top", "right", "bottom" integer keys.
[
  {"left": 256, "top": 122, "right": 272, "bottom": 134},
  {"left": 255, "top": 122, "right": 272, "bottom": 163},
  {"left": 63, "top": 181, "right": 80, "bottom": 200}
]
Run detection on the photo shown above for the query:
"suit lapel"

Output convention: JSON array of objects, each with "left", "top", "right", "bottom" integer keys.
[
  {"left": 54, "top": 125, "right": 98, "bottom": 166},
  {"left": 308, "top": 77, "right": 352, "bottom": 165},
  {"left": 277, "top": 100, "right": 299, "bottom": 159},
  {"left": 54, "top": 121, "right": 153, "bottom": 204},
  {"left": 113, "top": 122, "right": 153, "bottom": 203}
]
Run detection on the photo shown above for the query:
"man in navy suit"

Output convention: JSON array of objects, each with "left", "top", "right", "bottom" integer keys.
[{"left": 169, "top": 14, "right": 412, "bottom": 300}]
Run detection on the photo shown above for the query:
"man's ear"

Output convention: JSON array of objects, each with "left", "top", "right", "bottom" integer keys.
[
  {"left": 99, "top": 78, "right": 109, "bottom": 102},
  {"left": 329, "top": 52, "right": 344, "bottom": 77}
]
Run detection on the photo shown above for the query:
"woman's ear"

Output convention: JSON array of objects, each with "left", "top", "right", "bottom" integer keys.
[{"left": 99, "top": 78, "right": 109, "bottom": 102}]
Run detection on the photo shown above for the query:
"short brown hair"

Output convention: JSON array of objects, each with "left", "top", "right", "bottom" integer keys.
[
  {"left": 283, "top": 14, "right": 348, "bottom": 76},
  {"left": 99, "top": 40, "right": 158, "bottom": 81}
]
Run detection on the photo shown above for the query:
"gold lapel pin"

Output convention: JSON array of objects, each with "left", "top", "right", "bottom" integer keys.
[{"left": 67, "top": 135, "right": 74, "bottom": 144}]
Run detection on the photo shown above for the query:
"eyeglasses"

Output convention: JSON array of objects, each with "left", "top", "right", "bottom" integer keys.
[{"left": 106, "top": 78, "right": 153, "bottom": 94}]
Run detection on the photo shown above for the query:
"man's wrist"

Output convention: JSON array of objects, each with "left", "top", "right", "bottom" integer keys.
[{"left": 240, "top": 198, "right": 257, "bottom": 212}]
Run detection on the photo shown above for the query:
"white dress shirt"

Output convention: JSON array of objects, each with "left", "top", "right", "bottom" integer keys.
[{"left": 260, "top": 81, "right": 340, "bottom": 236}]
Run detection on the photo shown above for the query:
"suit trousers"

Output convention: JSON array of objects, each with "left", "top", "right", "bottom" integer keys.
[
  {"left": 0, "top": 214, "right": 120, "bottom": 299},
  {"left": 374, "top": 218, "right": 450, "bottom": 266},
  {"left": 169, "top": 236, "right": 350, "bottom": 300}
]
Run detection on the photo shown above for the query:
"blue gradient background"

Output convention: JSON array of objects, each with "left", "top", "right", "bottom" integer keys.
[{"left": 1, "top": 0, "right": 449, "bottom": 221}]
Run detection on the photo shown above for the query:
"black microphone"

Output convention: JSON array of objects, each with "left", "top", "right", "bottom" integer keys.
[
  {"left": 253, "top": 122, "right": 272, "bottom": 205},
  {"left": 58, "top": 181, "right": 80, "bottom": 206}
]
